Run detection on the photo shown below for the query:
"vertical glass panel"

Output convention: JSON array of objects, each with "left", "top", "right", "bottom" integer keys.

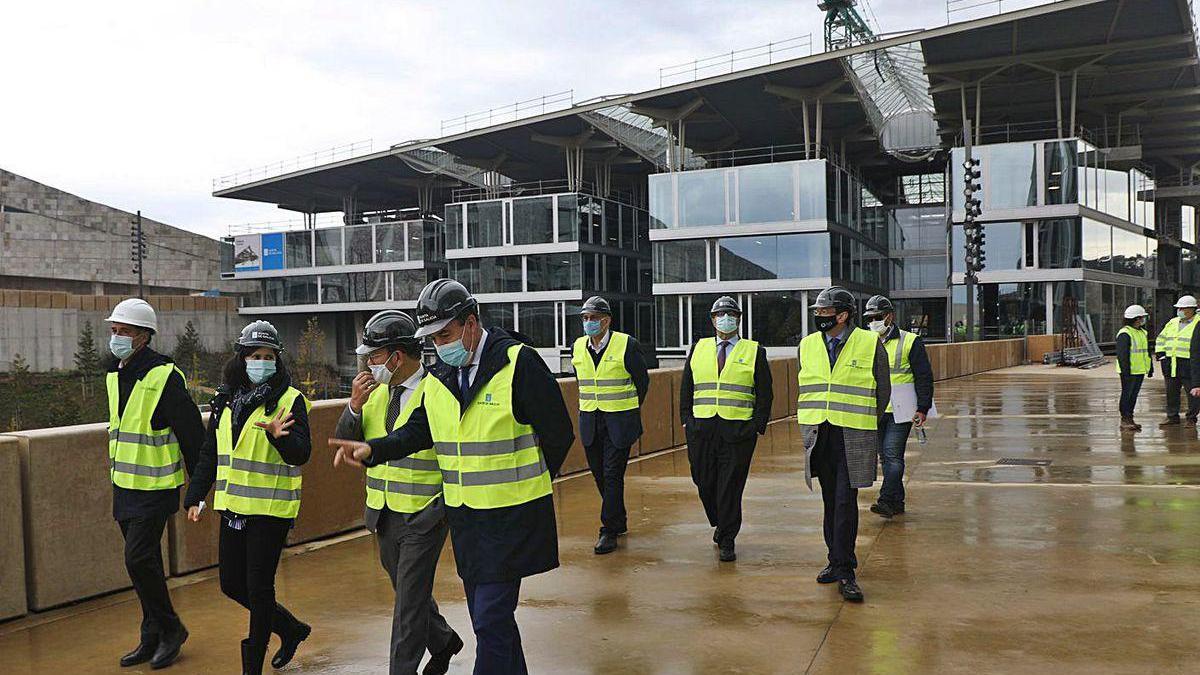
[
  {"left": 653, "top": 240, "right": 707, "bottom": 283},
  {"left": 951, "top": 226, "right": 965, "bottom": 274},
  {"left": 1111, "top": 227, "right": 1146, "bottom": 277},
  {"left": 220, "top": 239, "right": 234, "bottom": 275},
  {"left": 719, "top": 236, "right": 779, "bottom": 280},
  {"left": 648, "top": 175, "right": 675, "bottom": 229},
  {"left": 737, "top": 162, "right": 795, "bottom": 224},
  {"left": 690, "top": 294, "right": 728, "bottom": 344},
  {"left": 1044, "top": 140, "right": 1078, "bottom": 205},
  {"left": 898, "top": 256, "right": 947, "bottom": 291},
  {"left": 979, "top": 221, "right": 1023, "bottom": 271},
  {"left": 393, "top": 270, "right": 429, "bottom": 301},
  {"left": 779, "top": 234, "right": 832, "bottom": 278},
  {"left": 512, "top": 196, "right": 554, "bottom": 245},
  {"left": 620, "top": 204, "right": 635, "bottom": 250},
  {"left": 285, "top": 231, "right": 312, "bottom": 268},
  {"left": 348, "top": 272, "right": 385, "bottom": 302},
  {"left": 1183, "top": 205, "right": 1197, "bottom": 245},
  {"left": 449, "top": 260, "right": 481, "bottom": 293},
  {"left": 1082, "top": 218, "right": 1112, "bottom": 271},
  {"left": 1038, "top": 218, "right": 1082, "bottom": 269},
  {"left": 526, "top": 253, "right": 581, "bottom": 291},
  {"left": 749, "top": 291, "right": 806, "bottom": 346},
  {"left": 406, "top": 222, "right": 424, "bottom": 261},
  {"left": 986, "top": 142, "right": 1037, "bottom": 209},
  {"left": 478, "top": 303, "right": 514, "bottom": 330},
  {"left": 518, "top": 302, "right": 556, "bottom": 347},
  {"left": 467, "top": 201, "right": 504, "bottom": 248},
  {"left": 655, "top": 296, "right": 680, "bottom": 347},
  {"left": 320, "top": 273, "right": 349, "bottom": 303},
  {"left": 605, "top": 203, "right": 620, "bottom": 248},
  {"left": 581, "top": 197, "right": 603, "bottom": 243},
  {"left": 444, "top": 204, "right": 464, "bottom": 249},
  {"left": 455, "top": 256, "right": 522, "bottom": 293},
  {"left": 314, "top": 229, "right": 343, "bottom": 266},
  {"left": 275, "top": 276, "right": 317, "bottom": 305},
  {"left": 950, "top": 147, "right": 965, "bottom": 213},
  {"left": 556, "top": 194, "right": 578, "bottom": 242},
  {"left": 376, "top": 223, "right": 404, "bottom": 263},
  {"left": 798, "top": 160, "right": 826, "bottom": 221},
  {"left": 582, "top": 253, "right": 598, "bottom": 290},
  {"left": 605, "top": 255, "right": 624, "bottom": 293},
  {"left": 345, "top": 225, "right": 373, "bottom": 265},
  {"left": 677, "top": 170, "right": 726, "bottom": 227},
  {"left": 638, "top": 258, "right": 653, "bottom": 295},
  {"left": 1100, "top": 168, "right": 1129, "bottom": 221}
]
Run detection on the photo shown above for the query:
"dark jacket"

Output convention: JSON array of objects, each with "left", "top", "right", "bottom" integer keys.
[
  {"left": 576, "top": 332, "right": 651, "bottom": 450},
  {"left": 365, "top": 327, "right": 574, "bottom": 584},
  {"left": 108, "top": 347, "right": 205, "bottom": 521},
  {"left": 1116, "top": 326, "right": 1154, "bottom": 377},
  {"left": 883, "top": 327, "right": 935, "bottom": 415},
  {"left": 1154, "top": 319, "right": 1193, "bottom": 379},
  {"left": 679, "top": 337, "right": 774, "bottom": 443},
  {"left": 183, "top": 372, "right": 312, "bottom": 511},
  {"left": 1192, "top": 326, "right": 1200, "bottom": 389}
]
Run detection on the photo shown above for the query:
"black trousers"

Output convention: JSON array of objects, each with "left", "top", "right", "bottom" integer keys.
[
  {"left": 686, "top": 425, "right": 756, "bottom": 546},
  {"left": 464, "top": 580, "right": 525, "bottom": 675},
  {"left": 1119, "top": 374, "right": 1145, "bottom": 418},
  {"left": 584, "top": 420, "right": 631, "bottom": 535},
  {"left": 812, "top": 424, "right": 859, "bottom": 580},
  {"left": 218, "top": 515, "right": 305, "bottom": 649},
  {"left": 1163, "top": 372, "right": 1200, "bottom": 420},
  {"left": 119, "top": 513, "right": 181, "bottom": 640}
]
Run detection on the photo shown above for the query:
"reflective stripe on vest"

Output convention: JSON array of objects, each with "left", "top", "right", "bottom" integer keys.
[
  {"left": 796, "top": 327, "right": 879, "bottom": 431},
  {"left": 424, "top": 343, "right": 552, "bottom": 509},
  {"left": 1156, "top": 317, "right": 1197, "bottom": 377},
  {"left": 362, "top": 376, "right": 442, "bottom": 514},
  {"left": 106, "top": 363, "right": 185, "bottom": 490},
  {"left": 1117, "top": 326, "right": 1152, "bottom": 376},
  {"left": 690, "top": 337, "right": 758, "bottom": 421},
  {"left": 884, "top": 329, "right": 916, "bottom": 414},
  {"left": 213, "top": 387, "right": 309, "bottom": 519},
  {"left": 573, "top": 331, "right": 639, "bottom": 412}
]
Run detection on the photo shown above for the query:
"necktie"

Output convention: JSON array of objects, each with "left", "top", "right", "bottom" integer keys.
[
  {"left": 459, "top": 365, "right": 472, "bottom": 399},
  {"left": 717, "top": 340, "right": 729, "bottom": 374},
  {"left": 384, "top": 385, "right": 405, "bottom": 431},
  {"left": 827, "top": 337, "right": 841, "bottom": 366}
]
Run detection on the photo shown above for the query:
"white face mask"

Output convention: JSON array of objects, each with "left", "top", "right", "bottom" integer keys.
[
  {"left": 868, "top": 319, "right": 888, "bottom": 335},
  {"left": 369, "top": 360, "right": 393, "bottom": 386}
]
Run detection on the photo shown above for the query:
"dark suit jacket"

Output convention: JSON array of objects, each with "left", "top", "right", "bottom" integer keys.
[
  {"left": 365, "top": 327, "right": 574, "bottom": 583},
  {"left": 679, "top": 338, "right": 774, "bottom": 443},
  {"left": 577, "top": 333, "right": 651, "bottom": 449}
]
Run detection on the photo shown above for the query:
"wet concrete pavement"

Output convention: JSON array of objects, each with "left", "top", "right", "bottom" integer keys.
[{"left": 2, "top": 367, "right": 1198, "bottom": 673}]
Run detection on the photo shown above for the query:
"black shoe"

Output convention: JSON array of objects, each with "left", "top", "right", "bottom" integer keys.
[
  {"left": 423, "top": 631, "right": 464, "bottom": 675},
  {"left": 870, "top": 502, "right": 895, "bottom": 518},
  {"left": 718, "top": 543, "right": 736, "bottom": 562},
  {"left": 1160, "top": 417, "right": 1182, "bottom": 427},
  {"left": 1187, "top": 418, "right": 1198, "bottom": 429},
  {"left": 816, "top": 565, "right": 840, "bottom": 584},
  {"left": 119, "top": 636, "right": 159, "bottom": 667},
  {"left": 838, "top": 578, "right": 864, "bottom": 603},
  {"left": 150, "top": 625, "right": 187, "bottom": 670},
  {"left": 241, "top": 639, "right": 266, "bottom": 675},
  {"left": 594, "top": 532, "right": 618, "bottom": 555},
  {"left": 271, "top": 619, "right": 310, "bottom": 669},
  {"left": 893, "top": 503, "right": 905, "bottom": 515}
]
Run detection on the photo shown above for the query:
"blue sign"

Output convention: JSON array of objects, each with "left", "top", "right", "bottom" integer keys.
[{"left": 261, "top": 233, "right": 284, "bottom": 270}]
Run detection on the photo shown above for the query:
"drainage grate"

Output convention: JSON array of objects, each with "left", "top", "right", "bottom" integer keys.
[{"left": 995, "top": 458, "right": 1052, "bottom": 467}]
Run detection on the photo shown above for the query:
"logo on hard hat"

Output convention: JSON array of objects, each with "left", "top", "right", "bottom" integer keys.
[{"left": 252, "top": 332, "right": 271, "bottom": 340}]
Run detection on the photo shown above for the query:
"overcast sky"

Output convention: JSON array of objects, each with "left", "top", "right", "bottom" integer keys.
[{"left": 2, "top": 1, "right": 1040, "bottom": 240}]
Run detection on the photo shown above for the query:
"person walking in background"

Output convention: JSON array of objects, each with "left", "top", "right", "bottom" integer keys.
[
  {"left": 184, "top": 321, "right": 312, "bottom": 675},
  {"left": 797, "top": 287, "right": 890, "bottom": 603},
  {"left": 105, "top": 298, "right": 204, "bottom": 670},
  {"left": 332, "top": 310, "right": 463, "bottom": 675},
  {"left": 861, "top": 295, "right": 933, "bottom": 519},
  {"left": 571, "top": 295, "right": 650, "bottom": 555},
  {"left": 679, "top": 296, "right": 773, "bottom": 563},
  {"left": 1154, "top": 295, "right": 1199, "bottom": 427},
  {"left": 1116, "top": 304, "right": 1154, "bottom": 432}
]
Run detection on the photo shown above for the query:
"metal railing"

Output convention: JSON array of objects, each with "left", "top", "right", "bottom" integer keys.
[
  {"left": 213, "top": 139, "right": 374, "bottom": 191},
  {"left": 440, "top": 90, "right": 574, "bottom": 136},
  {"left": 449, "top": 178, "right": 635, "bottom": 205},
  {"left": 946, "top": 0, "right": 1067, "bottom": 23},
  {"left": 657, "top": 35, "right": 814, "bottom": 87}
]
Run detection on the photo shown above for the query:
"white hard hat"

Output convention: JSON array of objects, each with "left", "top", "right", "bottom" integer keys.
[
  {"left": 1174, "top": 295, "right": 1198, "bottom": 309},
  {"left": 106, "top": 298, "right": 158, "bottom": 333},
  {"left": 1124, "top": 304, "right": 1149, "bottom": 319}
]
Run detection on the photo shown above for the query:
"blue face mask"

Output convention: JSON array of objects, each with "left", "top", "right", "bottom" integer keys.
[
  {"left": 1180, "top": 310, "right": 1192, "bottom": 320},
  {"left": 436, "top": 338, "right": 472, "bottom": 368},
  {"left": 110, "top": 335, "right": 135, "bottom": 360},
  {"left": 245, "top": 359, "right": 276, "bottom": 384},
  {"left": 583, "top": 320, "right": 603, "bottom": 336},
  {"left": 715, "top": 315, "right": 739, "bottom": 335}
]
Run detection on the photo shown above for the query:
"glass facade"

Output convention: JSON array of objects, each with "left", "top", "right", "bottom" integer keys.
[
  {"left": 986, "top": 142, "right": 1038, "bottom": 209},
  {"left": 467, "top": 201, "right": 504, "bottom": 248},
  {"left": 285, "top": 231, "right": 312, "bottom": 268},
  {"left": 718, "top": 233, "right": 830, "bottom": 281},
  {"left": 512, "top": 196, "right": 554, "bottom": 245},
  {"left": 748, "top": 291, "right": 806, "bottom": 346},
  {"left": 526, "top": 253, "right": 581, "bottom": 291},
  {"left": 737, "top": 163, "right": 794, "bottom": 224},
  {"left": 1038, "top": 219, "right": 1082, "bottom": 269},
  {"left": 314, "top": 229, "right": 342, "bottom": 266},
  {"left": 648, "top": 158, "right": 831, "bottom": 230},
  {"left": 450, "top": 256, "right": 522, "bottom": 294},
  {"left": 654, "top": 240, "right": 707, "bottom": 283},
  {"left": 345, "top": 225, "right": 373, "bottom": 265},
  {"left": 518, "top": 302, "right": 557, "bottom": 347}
]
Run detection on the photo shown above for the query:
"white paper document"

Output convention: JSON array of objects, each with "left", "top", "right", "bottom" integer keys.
[{"left": 888, "top": 382, "right": 937, "bottom": 422}]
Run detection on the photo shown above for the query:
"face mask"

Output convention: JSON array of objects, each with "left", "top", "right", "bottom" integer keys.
[
  {"left": 368, "top": 359, "right": 394, "bottom": 386},
  {"left": 583, "top": 320, "right": 604, "bottom": 336},
  {"left": 868, "top": 319, "right": 888, "bottom": 334},
  {"left": 1180, "top": 310, "right": 1193, "bottom": 320},
  {"left": 714, "top": 315, "right": 738, "bottom": 334},
  {"left": 110, "top": 335, "right": 135, "bottom": 360},
  {"left": 813, "top": 315, "right": 838, "bottom": 334},
  {"left": 436, "top": 338, "right": 471, "bottom": 367},
  {"left": 245, "top": 359, "right": 276, "bottom": 384}
]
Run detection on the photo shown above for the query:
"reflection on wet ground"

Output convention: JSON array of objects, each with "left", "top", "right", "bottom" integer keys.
[{"left": 1, "top": 369, "right": 1197, "bottom": 673}]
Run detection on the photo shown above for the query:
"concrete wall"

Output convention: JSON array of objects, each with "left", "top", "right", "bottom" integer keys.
[
  {"left": 0, "top": 340, "right": 1025, "bottom": 616},
  {"left": 0, "top": 292, "right": 241, "bottom": 372},
  {"left": 0, "top": 436, "right": 25, "bottom": 620}
]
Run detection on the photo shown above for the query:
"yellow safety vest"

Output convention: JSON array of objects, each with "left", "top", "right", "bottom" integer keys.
[
  {"left": 213, "top": 387, "right": 310, "bottom": 519},
  {"left": 690, "top": 337, "right": 759, "bottom": 421},
  {"left": 573, "top": 331, "right": 639, "bottom": 413},
  {"left": 423, "top": 344, "right": 552, "bottom": 509},
  {"left": 796, "top": 328, "right": 880, "bottom": 431},
  {"left": 362, "top": 377, "right": 442, "bottom": 514},
  {"left": 1156, "top": 317, "right": 1198, "bottom": 377},
  {"left": 106, "top": 363, "right": 186, "bottom": 490},
  {"left": 883, "top": 329, "right": 917, "bottom": 414},
  {"left": 1117, "top": 325, "right": 1151, "bottom": 376}
]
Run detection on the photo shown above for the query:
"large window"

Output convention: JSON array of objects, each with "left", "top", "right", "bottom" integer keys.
[
  {"left": 738, "top": 162, "right": 794, "bottom": 224},
  {"left": 982, "top": 221, "right": 1024, "bottom": 271},
  {"left": 557, "top": 194, "right": 579, "bottom": 241},
  {"left": 406, "top": 222, "right": 425, "bottom": 261},
  {"left": 320, "top": 273, "right": 349, "bottom": 303},
  {"left": 1037, "top": 219, "right": 1082, "bottom": 268},
  {"left": 604, "top": 255, "right": 624, "bottom": 293},
  {"left": 467, "top": 201, "right": 503, "bottom": 248},
  {"left": 393, "top": 270, "right": 429, "bottom": 301},
  {"left": 450, "top": 256, "right": 521, "bottom": 294},
  {"left": 314, "top": 229, "right": 343, "bottom": 266},
  {"left": 285, "top": 231, "right": 312, "bottom": 268},
  {"left": 348, "top": 272, "right": 385, "bottom": 302},
  {"left": 526, "top": 253, "right": 580, "bottom": 291},
  {"left": 376, "top": 223, "right": 405, "bottom": 263},
  {"left": 1044, "top": 141, "right": 1078, "bottom": 205},
  {"left": 345, "top": 225, "right": 373, "bottom": 265},
  {"left": 690, "top": 293, "right": 729, "bottom": 344},
  {"left": 892, "top": 206, "right": 946, "bottom": 251},
  {"left": 987, "top": 142, "right": 1037, "bottom": 209},
  {"left": 261, "top": 276, "right": 317, "bottom": 306},
  {"left": 518, "top": 302, "right": 556, "bottom": 347},
  {"left": 478, "top": 303, "right": 514, "bottom": 330},
  {"left": 1100, "top": 169, "right": 1130, "bottom": 221},
  {"left": 655, "top": 296, "right": 681, "bottom": 347},
  {"left": 1082, "top": 218, "right": 1112, "bottom": 272},
  {"left": 1184, "top": 205, "right": 1197, "bottom": 245},
  {"left": 898, "top": 256, "right": 947, "bottom": 291},
  {"left": 445, "top": 205, "right": 464, "bottom": 249},
  {"left": 749, "top": 291, "right": 805, "bottom": 347},
  {"left": 718, "top": 233, "right": 830, "bottom": 281},
  {"left": 512, "top": 197, "right": 554, "bottom": 245},
  {"left": 653, "top": 240, "right": 706, "bottom": 283},
  {"left": 677, "top": 170, "right": 726, "bottom": 227},
  {"left": 1111, "top": 227, "right": 1147, "bottom": 277},
  {"left": 649, "top": 175, "right": 675, "bottom": 229}
]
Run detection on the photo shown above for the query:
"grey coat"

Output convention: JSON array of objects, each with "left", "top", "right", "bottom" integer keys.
[{"left": 798, "top": 330, "right": 891, "bottom": 490}]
